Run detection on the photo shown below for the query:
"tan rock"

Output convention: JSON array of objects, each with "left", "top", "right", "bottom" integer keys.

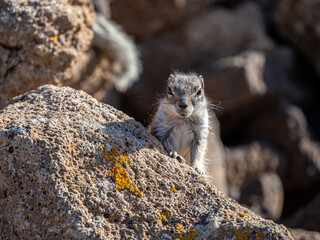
[
  {"left": 0, "top": 0, "right": 95, "bottom": 109},
  {"left": 0, "top": 85, "right": 293, "bottom": 239}
]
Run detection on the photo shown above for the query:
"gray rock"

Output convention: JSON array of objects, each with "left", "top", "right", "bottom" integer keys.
[{"left": 0, "top": 85, "right": 293, "bottom": 239}]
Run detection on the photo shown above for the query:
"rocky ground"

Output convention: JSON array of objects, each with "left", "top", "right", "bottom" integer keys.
[{"left": 0, "top": 0, "right": 320, "bottom": 239}]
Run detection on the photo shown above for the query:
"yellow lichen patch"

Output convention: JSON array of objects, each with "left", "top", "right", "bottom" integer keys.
[
  {"left": 175, "top": 223, "right": 184, "bottom": 230},
  {"left": 155, "top": 209, "right": 169, "bottom": 225},
  {"left": 224, "top": 215, "right": 230, "bottom": 218},
  {"left": 176, "top": 230, "right": 199, "bottom": 240},
  {"left": 256, "top": 232, "right": 264, "bottom": 240},
  {"left": 237, "top": 212, "right": 249, "bottom": 217},
  {"left": 70, "top": 145, "right": 75, "bottom": 150},
  {"left": 235, "top": 231, "right": 250, "bottom": 240},
  {"left": 170, "top": 187, "right": 178, "bottom": 193},
  {"left": 49, "top": 35, "right": 58, "bottom": 42},
  {"left": 109, "top": 214, "right": 115, "bottom": 221},
  {"left": 102, "top": 147, "right": 142, "bottom": 197}
]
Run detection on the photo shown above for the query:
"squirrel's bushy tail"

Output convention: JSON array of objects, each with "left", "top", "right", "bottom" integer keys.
[{"left": 92, "top": 13, "right": 142, "bottom": 92}]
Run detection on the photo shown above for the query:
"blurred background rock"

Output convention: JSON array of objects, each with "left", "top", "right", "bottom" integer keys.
[{"left": 1, "top": 0, "right": 319, "bottom": 238}]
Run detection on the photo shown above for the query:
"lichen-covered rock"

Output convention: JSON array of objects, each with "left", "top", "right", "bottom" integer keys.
[
  {"left": 0, "top": 85, "right": 293, "bottom": 239},
  {"left": 0, "top": 0, "right": 95, "bottom": 109}
]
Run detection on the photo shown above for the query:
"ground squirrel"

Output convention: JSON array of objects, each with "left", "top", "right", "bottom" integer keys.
[{"left": 149, "top": 71, "right": 210, "bottom": 174}]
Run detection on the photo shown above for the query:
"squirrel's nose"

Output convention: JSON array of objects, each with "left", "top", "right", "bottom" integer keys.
[{"left": 178, "top": 102, "right": 188, "bottom": 109}]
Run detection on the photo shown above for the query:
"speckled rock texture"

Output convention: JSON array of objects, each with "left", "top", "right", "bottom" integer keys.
[
  {"left": 0, "top": 0, "right": 95, "bottom": 109},
  {"left": 0, "top": 85, "right": 293, "bottom": 239}
]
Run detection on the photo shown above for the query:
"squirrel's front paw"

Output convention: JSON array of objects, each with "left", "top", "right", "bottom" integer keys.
[
  {"left": 193, "top": 167, "right": 205, "bottom": 175},
  {"left": 169, "top": 151, "right": 186, "bottom": 164}
]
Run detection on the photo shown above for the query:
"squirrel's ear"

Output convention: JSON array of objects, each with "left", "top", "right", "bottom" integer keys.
[
  {"left": 168, "top": 73, "right": 175, "bottom": 82},
  {"left": 199, "top": 75, "right": 204, "bottom": 88}
]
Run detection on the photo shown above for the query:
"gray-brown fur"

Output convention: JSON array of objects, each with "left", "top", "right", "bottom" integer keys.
[{"left": 148, "top": 71, "right": 210, "bottom": 174}]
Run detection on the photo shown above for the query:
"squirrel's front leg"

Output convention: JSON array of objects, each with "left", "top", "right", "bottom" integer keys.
[
  {"left": 161, "top": 137, "right": 186, "bottom": 164},
  {"left": 190, "top": 138, "right": 206, "bottom": 174}
]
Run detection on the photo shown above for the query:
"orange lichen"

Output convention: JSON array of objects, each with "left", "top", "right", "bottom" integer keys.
[
  {"left": 109, "top": 214, "right": 115, "bottom": 221},
  {"left": 170, "top": 187, "right": 178, "bottom": 193},
  {"left": 256, "top": 232, "right": 264, "bottom": 240},
  {"left": 175, "top": 223, "right": 184, "bottom": 230},
  {"left": 49, "top": 35, "right": 58, "bottom": 42},
  {"left": 224, "top": 215, "right": 230, "bottom": 218},
  {"left": 235, "top": 231, "right": 250, "bottom": 240},
  {"left": 237, "top": 212, "right": 249, "bottom": 217},
  {"left": 102, "top": 147, "right": 143, "bottom": 197},
  {"left": 70, "top": 145, "right": 74, "bottom": 150},
  {"left": 177, "top": 230, "right": 199, "bottom": 240},
  {"left": 155, "top": 209, "right": 168, "bottom": 225}
]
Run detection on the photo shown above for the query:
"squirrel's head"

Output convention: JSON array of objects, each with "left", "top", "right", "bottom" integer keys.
[{"left": 164, "top": 71, "right": 205, "bottom": 118}]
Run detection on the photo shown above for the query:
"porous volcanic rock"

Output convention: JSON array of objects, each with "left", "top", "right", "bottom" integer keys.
[
  {"left": 0, "top": 85, "right": 293, "bottom": 239},
  {"left": 0, "top": 0, "right": 95, "bottom": 109}
]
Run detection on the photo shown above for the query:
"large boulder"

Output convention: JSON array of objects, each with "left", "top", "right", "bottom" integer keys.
[
  {"left": 0, "top": 85, "right": 293, "bottom": 239},
  {"left": 0, "top": 0, "right": 95, "bottom": 109}
]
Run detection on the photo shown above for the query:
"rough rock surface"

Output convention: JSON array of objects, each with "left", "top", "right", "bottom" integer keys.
[
  {"left": 274, "top": 0, "right": 320, "bottom": 76},
  {"left": 0, "top": 85, "right": 293, "bottom": 239},
  {"left": 110, "top": 0, "right": 216, "bottom": 40},
  {"left": 0, "top": 0, "right": 95, "bottom": 109}
]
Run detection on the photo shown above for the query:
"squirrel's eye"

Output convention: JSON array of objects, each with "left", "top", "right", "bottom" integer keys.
[
  {"left": 196, "top": 89, "right": 202, "bottom": 96},
  {"left": 168, "top": 87, "right": 173, "bottom": 96}
]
